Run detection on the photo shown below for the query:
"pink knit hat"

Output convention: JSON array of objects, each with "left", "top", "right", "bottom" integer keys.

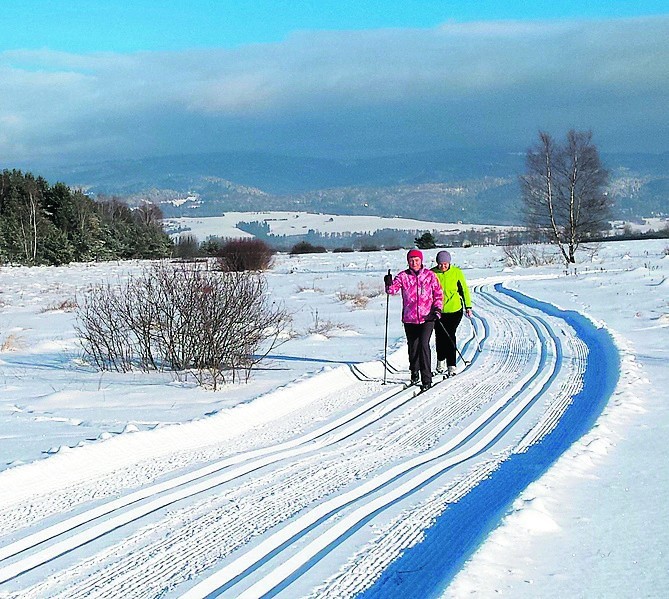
[{"left": 406, "top": 249, "right": 423, "bottom": 262}]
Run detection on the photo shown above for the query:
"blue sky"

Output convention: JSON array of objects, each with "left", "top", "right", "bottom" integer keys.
[
  {"left": 1, "top": 1, "right": 667, "bottom": 166},
  {"left": 5, "top": 1, "right": 668, "bottom": 52}
]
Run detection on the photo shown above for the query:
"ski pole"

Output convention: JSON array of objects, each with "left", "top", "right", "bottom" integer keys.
[
  {"left": 471, "top": 319, "right": 483, "bottom": 353},
  {"left": 437, "top": 319, "right": 469, "bottom": 365},
  {"left": 383, "top": 269, "right": 390, "bottom": 384}
]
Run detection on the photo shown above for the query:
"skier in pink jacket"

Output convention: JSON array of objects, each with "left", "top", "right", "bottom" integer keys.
[{"left": 385, "top": 249, "right": 443, "bottom": 390}]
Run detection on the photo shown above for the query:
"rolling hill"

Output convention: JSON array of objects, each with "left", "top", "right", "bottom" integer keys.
[{"left": 34, "top": 149, "right": 669, "bottom": 226}]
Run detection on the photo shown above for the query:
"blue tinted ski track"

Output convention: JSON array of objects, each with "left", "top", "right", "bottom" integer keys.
[
  {"left": 231, "top": 295, "right": 558, "bottom": 598},
  {"left": 357, "top": 283, "right": 619, "bottom": 599},
  {"left": 225, "top": 295, "right": 559, "bottom": 598}
]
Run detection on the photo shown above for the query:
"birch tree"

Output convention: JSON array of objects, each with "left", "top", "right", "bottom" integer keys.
[{"left": 520, "top": 129, "right": 611, "bottom": 264}]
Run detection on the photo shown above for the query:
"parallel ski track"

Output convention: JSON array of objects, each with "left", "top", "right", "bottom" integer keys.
[
  {"left": 478, "top": 288, "right": 589, "bottom": 453},
  {"left": 310, "top": 290, "right": 589, "bottom": 599},
  {"left": 0, "top": 382, "right": 422, "bottom": 579},
  {"left": 185, "top": 288, "right": 561, "bottom": 599},
  {"left": 0, "top": 286, "right": 579, "bottom": 599}
]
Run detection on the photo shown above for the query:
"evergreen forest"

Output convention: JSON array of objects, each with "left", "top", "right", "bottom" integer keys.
[{"left": 1, "top": 170, "right": 172, "bottom": 266}]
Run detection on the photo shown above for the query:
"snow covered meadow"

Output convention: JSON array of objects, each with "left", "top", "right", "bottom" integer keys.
[
  {"left": 0, "top": 230, "right": 667, "bottom": 598},
  {"left": 162, "top": 212, "right": 513, "bottom": 240}
]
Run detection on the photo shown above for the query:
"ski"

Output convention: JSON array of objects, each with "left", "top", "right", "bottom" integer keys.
[
  {"left": 372, "top": 371, "right": 454, "bottom": 390},
  {"left": 408, "top": 371, "right": 453, "bottom": 394}
]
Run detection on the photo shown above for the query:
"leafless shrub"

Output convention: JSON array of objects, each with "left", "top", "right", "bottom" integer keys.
[
  {"left": 336, "top": 290, "right": 369, "bottom": 309},
  {"left": 306, "top": 308, "right": 352, "bottom": 337},
  {"left": 290, "top": 241, "right": 327, "bottom": 255},
  {"left": 41, "top": 299, "right": 78, "bottom": 313},
  {"left": 217, "top": 238, "right": 274, "bottom": 271},
  {"left": 581, "top": 243, "right": 602, "bottom": 262},
  {"left": 1, "top": 333, "right": 25, "bottom": 352},
  {"left": 75, "top": 262, "right": 290, "bottom": 389},
  {"left": 336, "top": 282, "right": 383, "bottom": 309},
  {"left": 296, "top": 283, "right": 323, "bottom": 294},
  {"left": 503, "top": 244, "right": 558, "bottom": 267}
]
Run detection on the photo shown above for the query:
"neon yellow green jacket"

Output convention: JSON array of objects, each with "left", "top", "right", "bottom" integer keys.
[{"left": 431, "top": 265, "right": 472, "bottom": 314}]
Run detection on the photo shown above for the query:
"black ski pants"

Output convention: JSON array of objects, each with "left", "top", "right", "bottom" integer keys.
[
  {"left": 404, "top": 321, "right": 435, "bottom": 385},
  {"left": 435, "top": 309, "right": 463, "bottom": 367}
]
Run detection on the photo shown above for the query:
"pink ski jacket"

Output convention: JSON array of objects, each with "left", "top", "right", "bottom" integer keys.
[{"left": 386, "top": 268, "right": 443, "bottom": 324}]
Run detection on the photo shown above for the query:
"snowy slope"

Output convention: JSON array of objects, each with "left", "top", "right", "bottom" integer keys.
[{"left": 163, "top": 211, "right": 515, "bottom": 241}]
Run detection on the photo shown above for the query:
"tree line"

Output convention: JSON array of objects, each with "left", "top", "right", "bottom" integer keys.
[
  {"left": 0, "top": 170, "right": 172, "bottom": 265},
  {"left": 233, "top": 222, "right": 524, "bottom": 251},
  {"left": 2, "top": 129, "right": 614, "bottom": 267}
]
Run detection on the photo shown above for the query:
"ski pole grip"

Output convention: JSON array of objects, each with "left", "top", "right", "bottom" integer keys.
[{"left": 384, "top": 269, "right": 392, "bottom": 294}]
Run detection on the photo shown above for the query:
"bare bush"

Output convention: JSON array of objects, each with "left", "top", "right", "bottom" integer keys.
[
  {"left": 41, "top": 299, "right": 78, "bottom": 313},
  {"left": 1, "top": 333, "right": 25, "bottom": 352},
  {"left": 503, "top": 244, "right": 558, "bottom": 267},
  {"left": 336, "top": 282, "right": 383, "bottom": 309},
  {"left": 306, "top": 309, "right": 352, "bottom": 337},
  {"left": 290, "top": 241, "right": 327, "bottom": 255},
  {"left": 217, "top": 238, "right": 274, "bottom": 271},
  {"left": 296, "top": 283, "right": 323, "bottom": 293},
  {"left": 75, "top": 262, "right": 290, "bottom": 389},
  {"left": 581, "top": 243, "right": 602, "bottom": 262}
]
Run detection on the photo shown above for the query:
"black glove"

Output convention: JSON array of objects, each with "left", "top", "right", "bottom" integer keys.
[
  {"left": 427, "top": 307, "right": 441, "bottom": 321},
  {"left": 384, "top": 273, "right": 393, "bottom": 286}
]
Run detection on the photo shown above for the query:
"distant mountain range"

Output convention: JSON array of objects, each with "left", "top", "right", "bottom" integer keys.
[{"left": 36, "top": 149, "right": 669, "bottom": 226}]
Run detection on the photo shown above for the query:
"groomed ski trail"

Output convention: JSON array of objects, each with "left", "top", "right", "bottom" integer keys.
[{"left": 0, "top": 284, "right": 609, "bottom": 599}]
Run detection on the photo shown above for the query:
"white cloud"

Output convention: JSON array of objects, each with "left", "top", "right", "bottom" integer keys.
[{"left": 1, "top": 16, "right": 667, "bottom": 165}]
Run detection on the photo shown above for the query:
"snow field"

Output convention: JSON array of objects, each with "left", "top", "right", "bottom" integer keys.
[
  {"left": 1, "top": 239, "right": 666, "bottom": 597},
  {"left": 0, "top": 286, "right": 585, "bottom": 597}
]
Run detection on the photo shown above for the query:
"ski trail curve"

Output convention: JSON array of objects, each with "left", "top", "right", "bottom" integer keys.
[{"left": 0, "top": 284, "right": 616, "bottom": 599}]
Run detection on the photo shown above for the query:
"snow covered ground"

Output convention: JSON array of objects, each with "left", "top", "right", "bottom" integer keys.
[
  {"left": 163, "top": 211, "right": 516, "bottom": 241},
  {"left": 0, "top": 237, "right": 667, "bottom": 597}
]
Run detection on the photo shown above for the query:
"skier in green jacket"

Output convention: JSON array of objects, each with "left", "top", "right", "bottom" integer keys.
[{"left": 431, "top": 250, "right": 472, "bottom": 376}]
